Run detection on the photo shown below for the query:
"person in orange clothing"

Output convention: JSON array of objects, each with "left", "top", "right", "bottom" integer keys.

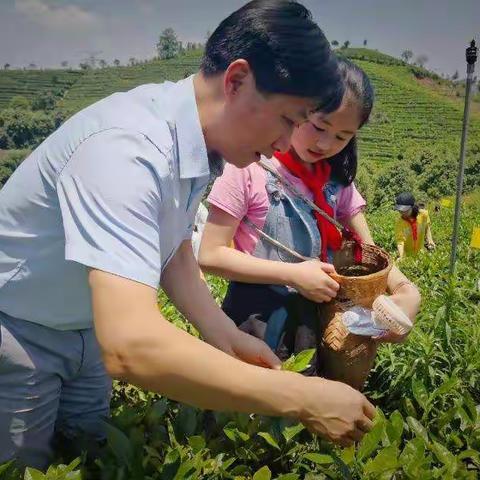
[{"left": 394, "top": 192, "right": 435, "bottom": 258}]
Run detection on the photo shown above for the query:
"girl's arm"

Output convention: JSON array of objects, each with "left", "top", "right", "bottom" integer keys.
[
  {"left": 346, "top": 211, "right": 421, "bottom": 341},
  {"left": 199, "top": 205, "right": 339, "bottom": 303},
  {"left": 425, "top": 217, "right": 435, "bottom": 247}
]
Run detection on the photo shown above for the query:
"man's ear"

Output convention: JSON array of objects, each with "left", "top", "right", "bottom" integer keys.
[{"left": 223, "top": 59, "right": 254, "bottom": 101}]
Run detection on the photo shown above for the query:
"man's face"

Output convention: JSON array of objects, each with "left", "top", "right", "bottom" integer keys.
[{"left": 217, "top": 62, "right": 315, "bottom": 168}]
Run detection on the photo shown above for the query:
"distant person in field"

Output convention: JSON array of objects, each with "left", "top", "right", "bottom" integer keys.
[
  {"left": 395, "top": 192, "right": 435, "bottom": 259},
  {"left": 199, "top": 59, "right": 421, "bottom": 371},
  {"left": 0, "top": 0, "right": 376, "bottom": 470}
]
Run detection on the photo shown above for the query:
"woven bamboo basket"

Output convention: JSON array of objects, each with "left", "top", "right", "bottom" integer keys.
[
  {"left": 330, "top": 241, "right": 392, "bottom": 309},
  {"left": 317, "top": 241, "right": 392, "bottom": 390}
]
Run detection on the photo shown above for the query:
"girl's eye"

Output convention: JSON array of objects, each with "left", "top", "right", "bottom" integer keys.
[
  {"left": 312, "top": 123, "right": 325, "bottom": 132},
  {"left": 336, "top": 135, "right": 347, "bottom": 141}
]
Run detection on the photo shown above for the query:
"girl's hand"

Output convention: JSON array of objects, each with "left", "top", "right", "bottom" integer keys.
[
  {"left": 288, "top": 259, "right": 339, "bottom": 303},
  {"left": 373, "top": 283, "right": 420, "bottom": 344}
]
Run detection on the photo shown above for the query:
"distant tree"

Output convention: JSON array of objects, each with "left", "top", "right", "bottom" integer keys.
[
  {"left": 363, "top": 39, "right": 368, "bottom": 46},
  {"left": 79, "top": 62, "right": 91, "bottom": 70},
  {"left": 452, "top": 70, "right": 459, "bottom": 81},
  {"left": 32, "top": 91, "right": 56, "bottom": 111},
  {"left": 401, "top": 50, "right": 413, "bottom": 63},
  {"left": 331, "top": 40, "right": 339, "bottom": 47},
  {"left": 415, "top": 54, "right": 428, "bottom": 68},
  {"left": 113, "top": 59, "right": 121, "bottom": 67},
  {"left": 4, "top": 63, "right": 10, "bottom": 70},
  {"left": 99, "top": 59, "right": 108, "bottom": 68},
  {"left": 28, "top": 63, "right": 37, "bottom": 69},
  {"left": 156, "top": 27, "right": 181, "bottom": 59},
  {"left": 60, "top": 61, "right": 68, "bottom": 68},
  {"left": 341, "top": 40, "right": 350, "bottom": 49},
  {"left": 128, "top": 57, "right": 137, "bottom": 66}
]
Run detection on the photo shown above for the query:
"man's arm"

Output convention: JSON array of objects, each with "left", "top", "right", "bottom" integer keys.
[
  {"left": 89, "top": 268, "right": 376, "bottom": 446},
  {"left": 160, "top": 239, "right": 280, "bottom": 368}
]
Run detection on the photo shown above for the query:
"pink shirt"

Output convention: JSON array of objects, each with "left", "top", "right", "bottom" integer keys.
[{"left": 208, "top": 157, "right": 366, "bottom": 254}]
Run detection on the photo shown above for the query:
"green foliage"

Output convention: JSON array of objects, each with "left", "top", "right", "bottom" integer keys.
[
  {"left": 0, "top": 149, "right": 29, "bottom": 186},
  {"left": 0, "top": 108, "right": 63, "bottom": 149},
  {"left": 8, "top": 95, "right": 31, "bottom": 110},
  {"left": 358, "top": 142, "right": 480, "bottom": 210},
  {"left": 156, "top": 27, "right": 182, "bottom": 60},
  {"left": 2, "top": 195, "right": 478, "bottom": 479},
  {"left": 0, "top": 69, "right": 82, "bottom": 109},
  {"left": 339, "top": 48, "right": 405, "bottom": 66},
  {"left": 31, "top": 91, "right": 57, "bottom": 111},
  {"left": 1, "top": 48, "right": 480, "bottom": 479},
  {"left": 282, "top": 349, "right": 316, "bottom": 373}
]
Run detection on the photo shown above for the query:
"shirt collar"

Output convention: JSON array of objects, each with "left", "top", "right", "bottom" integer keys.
[{"left": 172, "top": 75, "right": 210, "bottom": 179}]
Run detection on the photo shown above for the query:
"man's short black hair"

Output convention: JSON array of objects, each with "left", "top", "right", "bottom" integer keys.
[{"left": 201, "top": 0, "right": 343, "bottom": 114}]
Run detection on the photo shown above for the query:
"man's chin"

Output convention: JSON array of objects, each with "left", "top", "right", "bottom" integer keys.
[{"left": 223, "top": 154, "right": 259, "bottom": 168}]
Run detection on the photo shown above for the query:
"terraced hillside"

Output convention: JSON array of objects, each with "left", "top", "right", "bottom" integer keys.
[
  {"left": 59, "top": 56, "right": 201, "bottom": 114},
  {"left": 0, "top": 69, "right": 83, "bottom": 108},
  {"left": 1, "top": 48, "right": 479, "bottom": 168},
  {"left": 355, "top": 60, "right": 480, "bottom": 165}
]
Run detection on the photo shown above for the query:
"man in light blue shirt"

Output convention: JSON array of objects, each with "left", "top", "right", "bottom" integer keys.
[{"left": 0, "top": 0, "right": 377, "bottom": 469}]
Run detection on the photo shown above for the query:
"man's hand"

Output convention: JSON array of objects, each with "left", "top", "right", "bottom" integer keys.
[
  {"left": 288, "top": 259, "right": 339, "bottom": 303},
  {"left": 205, "top": 323, "right": 281, "bottom": 369},
  {"left": 299, "top": 377, "right": 376, "bottom": 447}
]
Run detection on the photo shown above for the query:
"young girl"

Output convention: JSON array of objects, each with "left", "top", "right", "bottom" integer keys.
[
  {"left": 394, "top": 192, "right": 435, "bottom": 259},
  {"left": 199, "top": 59, "right": 421, "bottom": 374}
]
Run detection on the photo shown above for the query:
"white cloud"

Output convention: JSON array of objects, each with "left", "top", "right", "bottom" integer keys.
[{"left": 14, "top": 0, "right": 99, "bottom": 31}]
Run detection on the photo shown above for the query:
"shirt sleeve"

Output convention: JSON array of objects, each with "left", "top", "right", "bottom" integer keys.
[
  {"left": 207, "top": 163, "right": 259, "bottom": 220},
  {"left": 336, "top": 182, "right": 367, "bottom": 223},
  {"left": 56, "top": 128, "right": 164, "bottom": 289}
]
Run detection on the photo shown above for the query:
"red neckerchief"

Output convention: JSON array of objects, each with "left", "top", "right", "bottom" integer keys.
[
  {"left": 274, "top": 149, "right": 343, "bottom": 261},
  {"left": 406, "top": 217, "right": 418, "bottom": 245}
]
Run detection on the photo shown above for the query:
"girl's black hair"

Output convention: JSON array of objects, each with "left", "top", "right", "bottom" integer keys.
[
  {"left": 201, "top": 0, "right": 344, "bottom": 114},
  {"left": 327, "top": 58, "right": 374, "bottom": 186}
]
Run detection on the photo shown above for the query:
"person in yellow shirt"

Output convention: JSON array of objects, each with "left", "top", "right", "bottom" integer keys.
[{"left": 394, "top": 192, "right": 435, "bottom": 258}]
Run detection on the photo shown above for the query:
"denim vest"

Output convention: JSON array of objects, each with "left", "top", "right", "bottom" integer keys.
[
  {"left": 252, "top": 163, "right": 341, "bottom": 263},
  {"left": 222, "top": 162, "right": 344, "bottom": 353}
]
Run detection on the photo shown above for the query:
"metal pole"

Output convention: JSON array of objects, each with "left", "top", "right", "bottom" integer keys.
[{"left": 449, "top": 39, "right": 478, "bottom": 275}]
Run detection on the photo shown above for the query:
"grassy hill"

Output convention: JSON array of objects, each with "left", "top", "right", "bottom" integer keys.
[
  {"left": 0, "top": 48, "right": 479, "bottom": 169},
  {"left": 0, "top": 69, "right": 83, "bottom": 108}
]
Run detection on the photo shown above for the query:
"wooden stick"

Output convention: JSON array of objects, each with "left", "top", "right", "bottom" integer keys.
[{"left": 243, "top": 217, "right": 310, "bottom": 261}]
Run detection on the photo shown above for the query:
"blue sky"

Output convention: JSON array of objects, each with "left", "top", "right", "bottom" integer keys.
[{"left": 0, "top": 0, "right": 478, "bottom": 76}]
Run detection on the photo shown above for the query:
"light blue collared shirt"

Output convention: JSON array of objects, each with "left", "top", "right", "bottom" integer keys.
[{"left": 0, "top": 76, "right": 215, "bottom": 330}]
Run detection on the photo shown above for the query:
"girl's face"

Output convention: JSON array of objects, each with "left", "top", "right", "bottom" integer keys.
[
  {"left": 291, "top": 98, "right": 362, "bottom": 164},
  {"left": 400, "top": 209, "right": 413, "bottom": 219}
]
